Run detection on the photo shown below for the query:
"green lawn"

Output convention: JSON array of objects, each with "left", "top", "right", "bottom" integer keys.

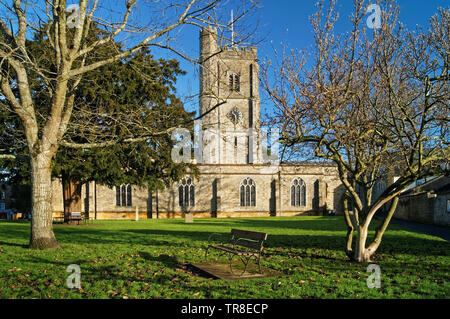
[{"left": 0, "top": 216, "right": 448, "bottom": 299}]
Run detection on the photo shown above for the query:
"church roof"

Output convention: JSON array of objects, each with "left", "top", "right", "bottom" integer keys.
[
  {"left": 280, "top": 160, "right": 337, "bottom": 167},
  {"left": 400, "top": 175, "right": 450, "bottom": 196}
]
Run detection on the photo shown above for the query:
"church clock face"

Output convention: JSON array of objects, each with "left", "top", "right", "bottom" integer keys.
[{"left": 228, "top": 107, "right": 243, "bottom": 124}]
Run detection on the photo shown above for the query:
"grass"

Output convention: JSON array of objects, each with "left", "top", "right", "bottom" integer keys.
[{"left": 0, "top": 216, "right": 448, "bottom": 299}]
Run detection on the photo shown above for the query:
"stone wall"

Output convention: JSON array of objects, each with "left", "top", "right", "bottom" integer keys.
[
  {"left": 51, "top": 179, "right": 150, "bottom": 219},
  {"left": 51, "top": 163, "right": 344, "bottom": 220},
  {"left": 434, "top": 193, "right": 450, "bottom": 226},
  {"left": 394, "top": 192, "right": 450, "bottom": 227},
  {"left": 395, "top": 193, "right": 434, "bottom": 224}
]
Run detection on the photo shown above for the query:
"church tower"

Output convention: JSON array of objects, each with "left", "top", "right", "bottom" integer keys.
[{"left": 199, "top": 27, "right": 262, "bottom": 164}]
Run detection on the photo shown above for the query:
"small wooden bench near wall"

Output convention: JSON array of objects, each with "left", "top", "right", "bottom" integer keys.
[{"left": 68, "top": 212, "right": 83, "bottom": 224}]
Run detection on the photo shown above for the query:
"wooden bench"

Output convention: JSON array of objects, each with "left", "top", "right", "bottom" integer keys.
[
  {"left": 68, "top": 212, "right": 83, "bottom": 225},
  {"left": 52, "top": 212, "right": 65, "bottom": 224},
  {"left": 205, "top": 229, "right": 268, "bottom": 276}
]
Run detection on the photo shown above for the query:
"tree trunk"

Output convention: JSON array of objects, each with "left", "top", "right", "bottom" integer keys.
[
  {"left": 353, "top": 196, "right": 400, "bottom": 262},
  {"left": 29, "top": 154, "right": 60, "bottom": 250},
  {"left": 365, "top": 196, "right": 399, "bottom": 257},
  {"left": 342, "top": 194, "right": 354, "bottom": 258},
  {"left": 355, "top": 226, "right": 371, "bottom": 262}
]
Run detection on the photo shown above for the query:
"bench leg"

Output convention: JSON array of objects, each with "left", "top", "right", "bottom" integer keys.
[
  {"left": 257, "top": 255, "right": 262, "bottom": 273},
  {"left": 229, "top": 254, "right": 249, "bottom": 277}
]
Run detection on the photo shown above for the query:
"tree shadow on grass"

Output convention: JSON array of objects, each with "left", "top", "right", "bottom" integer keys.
[
  {"left": 53, "top": 227, "right": 196, "bottom": 247},
  {"left": 26, "top": 255, "right": 89, "bottom": 266},
  {"left": 0, "top": 241, "right": 28, "bottom": 248},
  {"left": 50, "top": 224, "right": 450, "bottom": 258},
  {"left": 0, "top": 226, "right": 30, "bottom": 241},
  {"left": 16, "top": 254, "right": 173, "bottom": 287},
  {"left": 139, "top": 252, "right": 179, "bottom": 268},
  {"left": 190, "top": 216, "right": 348, "bottom": 232},
  {"left": 2, "top": 217, "right": 447, "bottom": 259}
]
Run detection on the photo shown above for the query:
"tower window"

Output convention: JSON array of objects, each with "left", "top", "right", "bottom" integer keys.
[
  {"left": 249, "top": 64, "right": 254, "bottom": 97},
  {"left": 229, "top": 73, "right": 240, "bottom": 92},
  {"left": 249, "top": 100, "right": 253, "bottom": 128}
]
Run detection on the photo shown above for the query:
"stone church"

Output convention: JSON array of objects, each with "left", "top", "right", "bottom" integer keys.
[{"left": 51, "top": 27, "right": 344, "bottom": 220}]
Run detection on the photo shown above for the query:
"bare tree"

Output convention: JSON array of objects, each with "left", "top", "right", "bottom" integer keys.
[
  {"left": 0, "top": 0, "right": 259, "bottom": 250},
  {"left": 262, "top": 0, "right": 449, "bottom": 262}
]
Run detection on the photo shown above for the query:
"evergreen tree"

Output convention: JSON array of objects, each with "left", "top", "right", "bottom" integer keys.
[{"left": 1, "top": 25, "right": 196, "bottom": 219}]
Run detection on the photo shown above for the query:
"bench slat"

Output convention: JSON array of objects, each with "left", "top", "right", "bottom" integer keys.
[
  {"left": 231, "top": 229, "right": 267, "bottom": 241},
  {"left": 209, "top": 244, "right": 258, "bottom": 256},
  {"left": 228, "top": 238, "right": 262, "bottom": 251}
]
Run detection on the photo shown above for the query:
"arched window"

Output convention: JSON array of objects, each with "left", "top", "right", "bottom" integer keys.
[
  {"left": 116, "top": 184, "right": 132, "bottom": 207},
  {"left": 127, "top": 185, "right": 132, "bottom": 206},
  {"left": 179, "top": 178, "right": 195, "bottom": 207},
  {"left": 229, "top": 73, "right": 240, "bottom": 92},
  {"left": 291, "top": 178, "right": 306, "bottom": 206},
  {"left": 240, "top": 178, "right": 256, "bottom": 206}
]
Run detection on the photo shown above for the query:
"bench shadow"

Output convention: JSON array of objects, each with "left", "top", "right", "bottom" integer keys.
[{"left": 138, "top": 251, "right": 217, "bottom": 280}]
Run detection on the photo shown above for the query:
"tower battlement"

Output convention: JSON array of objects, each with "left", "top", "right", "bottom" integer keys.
[
  {"left": 200, "top": 27, "right": 257, "bottom": 59},
  {"left": 220, "top": 45, "right": 257, "bottom": 53}
]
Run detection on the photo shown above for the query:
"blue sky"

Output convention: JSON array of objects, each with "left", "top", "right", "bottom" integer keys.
[
  {"left": 5, "top": 0, "right": 449, "bottom": 116},
  {"left": 153, "top": 0, "right": 449, "bottom": 117},
  {"left": 63, "top": 0, "right": 448, "bottom": 117}
]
